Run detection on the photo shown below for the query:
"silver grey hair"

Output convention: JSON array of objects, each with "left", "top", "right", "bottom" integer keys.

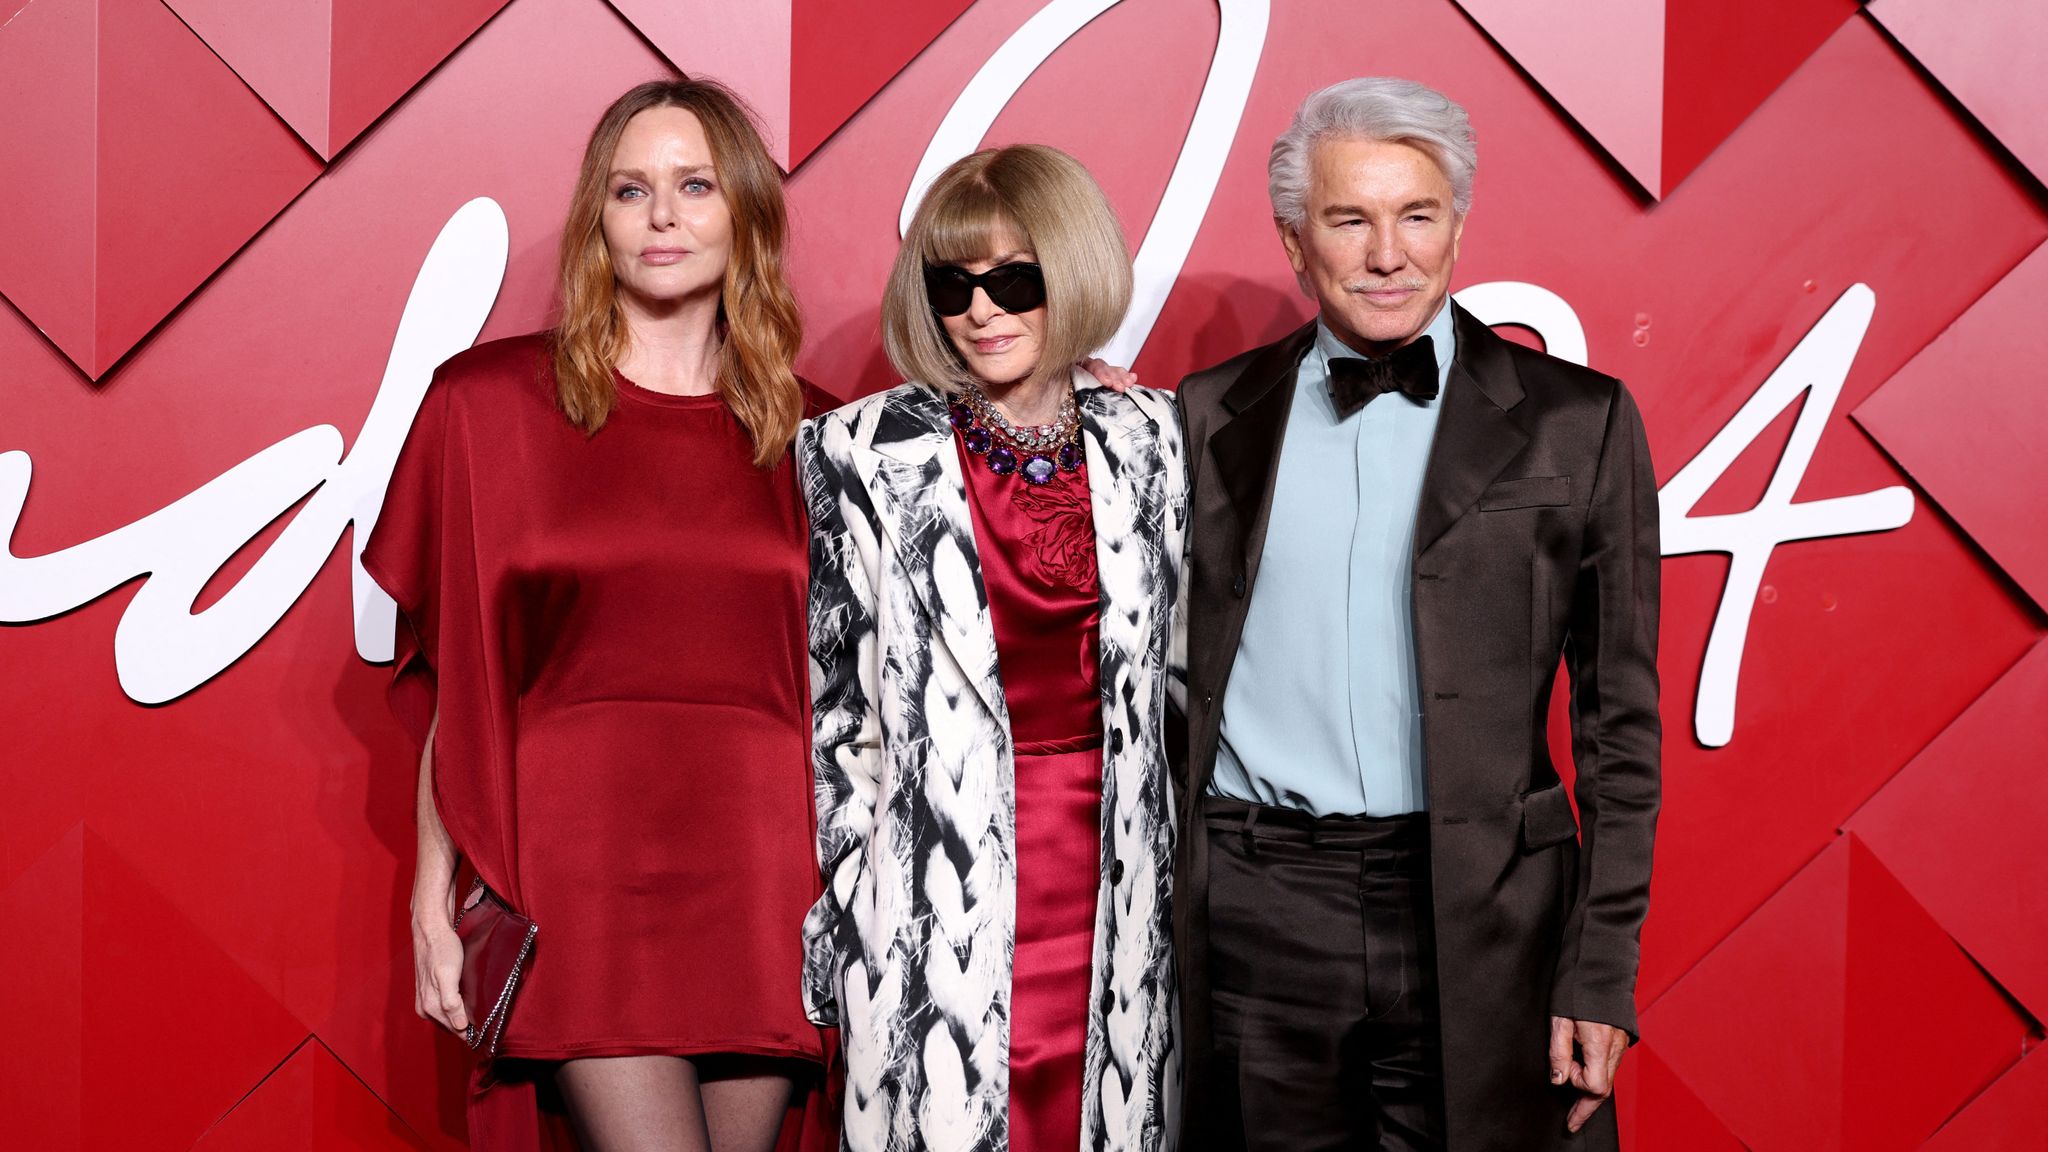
[{"left": 1269, "top": 77, "right": 1477, "bottom": 226}]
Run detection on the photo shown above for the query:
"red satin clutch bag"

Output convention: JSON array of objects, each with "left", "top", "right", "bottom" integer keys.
[{"left": 452, "top": 877, "right": 538, "bottom": 1059}]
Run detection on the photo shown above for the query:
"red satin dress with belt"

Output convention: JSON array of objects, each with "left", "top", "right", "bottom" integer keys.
[{"left": 956, "top": 433, "right": 1104, "bottom": 1152}]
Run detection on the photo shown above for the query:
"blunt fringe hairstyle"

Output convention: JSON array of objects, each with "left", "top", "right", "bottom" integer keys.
[
  {"left": 883, "top": 145, "right": 1132, "bottom": 394},
  {"left": 550, "top": 77, "right": 803, "bottom": 467},
  {"left": 1269, "top": 77, "right": 1477, "bottom": 227}
]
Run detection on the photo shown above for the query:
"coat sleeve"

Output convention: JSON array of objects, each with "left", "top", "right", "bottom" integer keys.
[
  {"left": 1553, "top": 382, "right": 1662, "bottom": 1040},
  {"left": 796, "top": 414, "right": 886, "bottom": 1027}
]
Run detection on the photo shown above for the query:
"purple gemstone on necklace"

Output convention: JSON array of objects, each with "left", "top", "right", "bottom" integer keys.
[
  {"left": 963, "top": 427, "right": 992, "bottom": 454},
  {"left": 986, "top": 446, "right": 1018, "bottom": 475},
  {"left": 1021, "top": 455, "right": 1057, "bottom": 485},
  {"left": 949, "top": 402, "right": 974, "bottom": 430},
  {"left": 1057, "top": 443, "right": 1084, "bottom": 472}
]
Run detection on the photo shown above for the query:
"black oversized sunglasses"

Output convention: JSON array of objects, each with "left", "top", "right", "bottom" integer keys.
[{"left": 923, "top": 261, "right": 1047, "bottom": 317}]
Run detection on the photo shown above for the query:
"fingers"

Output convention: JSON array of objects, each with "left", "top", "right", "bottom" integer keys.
[
  {"left": 416, "top": 976, "right": 467, "bottom": 1033},
  {"left": 1559, "top": 1020, "right": 1629, "bottom": 1134},
  {"left": 1547, "top": 1016, "right": 1576, "bottom": 1087},
  {"left": 1566, "top": 1093, "right": 1606, "bottom": 1133},
  {"left": 1577, "top": 1025, "right": 1619, "bottom": 1097},
  {"left": 1078, "top": 358, "right": 1138, "bottom": 393},
  {"left": 441, "top": 981, "right": 470, "bottom": 1034},
  {"left": 415, "top": 969, "right": 445, "bottom": 1028},
  {"left": 431, "top": 950, "right": 468, "bottom": 1034},
  {"left": 413, "top": 920, "right": 469, "bottom": 1035}
]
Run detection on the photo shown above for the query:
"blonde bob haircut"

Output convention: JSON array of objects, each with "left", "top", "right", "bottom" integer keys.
[
  {"left": 883, "top": 145, "right": 1132, "bottom": 393},
  {"left": 551, "top": 77, "right": 803, "bottom": 467}
]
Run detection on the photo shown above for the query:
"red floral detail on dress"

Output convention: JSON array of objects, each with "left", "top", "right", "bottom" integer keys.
[{"left": 1010, "top": 470, "right": 1098, "bottom": 591}]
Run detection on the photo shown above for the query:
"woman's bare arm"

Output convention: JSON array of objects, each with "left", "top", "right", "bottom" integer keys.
[{"left": 410, "top": 710, "right": 469, "bottom": 1033}]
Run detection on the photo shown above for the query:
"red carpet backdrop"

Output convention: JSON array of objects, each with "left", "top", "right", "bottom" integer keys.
[{"left": 2, "top": 0, "right": 2044, "bottom": 1148}]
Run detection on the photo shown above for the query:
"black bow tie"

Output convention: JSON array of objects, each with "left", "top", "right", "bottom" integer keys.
[{"left": 1328, "top": 337, "right": 1439, "bottom": 417}]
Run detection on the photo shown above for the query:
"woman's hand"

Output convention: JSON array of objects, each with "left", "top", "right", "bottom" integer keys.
[
  {"left": 410, "top": 708, "right": 468, "bottom": 1035},
  {"left": 1081, "top": 358, "right": 1138, "bottom": 392},
  {"left": 412, "top": 879, "right": 469, "bottom": 1036}
]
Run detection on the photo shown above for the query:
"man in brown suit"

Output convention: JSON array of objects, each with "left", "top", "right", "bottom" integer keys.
[{"left": 1171, "top": 78, "right": 1660, "bottom": 1150}]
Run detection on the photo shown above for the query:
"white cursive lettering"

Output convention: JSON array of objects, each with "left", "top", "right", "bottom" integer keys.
[
  {"left": 903, "top": 0, "right": 1271, "bottom": 367},
  {"left": 1659, "top": 284, "right": 1914, "bottom": 747},
  {"left": 0, "top": 199, "right": 508, "bottom": 703}
]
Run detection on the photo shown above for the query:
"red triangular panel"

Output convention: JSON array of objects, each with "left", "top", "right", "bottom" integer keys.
[
  {"left": 329, "top": 0, "right": 512, "bottom": 157},
  {"left": 1660, "top": 0, "right": 1859, "bottom": 193},
  {"left": 80, "top": 829, "right": 310, "bottom": 1151},
  {"left": 195, "top": 1039, "right": 433, "bottom": 1151},
  {"left": 0, "top": 827, "right": 84, "bottom": 1152},
  {"left": 0, "top": 0, "right": 101, "bottom": 373},
  {"left": 166, "top": 0, "right": 508, "bottom": 160},
  {"left": 1617, "top": 1044, "right": 1747, "bottom": 1152},
  {"left": 1846, "top": 637, "right": 2048, "bottom": 1020},
  {"left": 604, "top": 0, "right": 793, "bottom": 166},
  {"left": 1923, "top": 1049, "right": 2048, "bottom": 1152},
  {"left": 161, "top": 0, "right": 334, "bottom": 155},
  {"left": 1854, "top": 243, "right": 2048, "bottom": 612},
  {"left": 789, "top": 0, "right": 975, "bottom": 168},
  {"left": 1452, "top": 0, "right": 1666, "bottom": 194},
  {"left": 1840, "top": 836, "right": 2031, "bottom": 1150},
  {"left": 91, "top": 0, "right": 324, "bottom": 378},
  {"left": 1455, "top": 0, "right": 1856, "bottom": 198},
  {"left": 1643, "top": 839, "right": 1849, "bottom": 1151},
  {"left": 1646, "top": 835, "right": 2037, "bottom": 1152},
  {"left": 1868, "top": 0, "right": 2048, "bottom": 185}
]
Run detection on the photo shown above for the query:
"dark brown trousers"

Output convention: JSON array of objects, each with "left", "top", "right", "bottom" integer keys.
[{"left": 1202, "top": 796, "right": 1445, "bottom": 1152}]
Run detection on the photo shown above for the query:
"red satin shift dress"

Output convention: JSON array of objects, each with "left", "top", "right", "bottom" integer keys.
[
  {"left": 955, "top": 433, "right": 1105, "bottom": 1152},
  {"left": 363, "top": 336, "right": 827, "bottom": 1135}
]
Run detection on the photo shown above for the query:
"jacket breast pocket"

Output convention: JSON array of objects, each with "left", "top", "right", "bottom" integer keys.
[{"left": 1479, "top": 475, "right": 1571, "bottom": 511}]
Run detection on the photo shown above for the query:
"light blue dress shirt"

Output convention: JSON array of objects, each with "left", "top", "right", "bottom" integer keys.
[{"left": 1208, "top": 302, "right": 1456, "bottom": 817}]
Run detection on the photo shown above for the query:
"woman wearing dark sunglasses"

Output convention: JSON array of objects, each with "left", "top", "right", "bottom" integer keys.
[{"left": 795, "top": 144, "right": 1187, "bottom": 1152}]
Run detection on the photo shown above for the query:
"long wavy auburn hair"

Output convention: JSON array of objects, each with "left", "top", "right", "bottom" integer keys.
[{"left": 550, "top": 78, "right": 803, "bottom": 467}]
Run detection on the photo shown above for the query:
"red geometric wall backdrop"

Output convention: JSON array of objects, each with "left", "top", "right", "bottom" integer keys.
[
  {"left": 160, "top": 0, "right": 515, "bottom": 161},
  {"left": 1867, "top": 0, "right": 2048, "bottom": 185},
  {"left": 602, "top": 0, "right": 976, "bottom": 168},
  {"left": 1, "top": 0, "right": 2041, "bottom": 1149},
  {"left": 1451, "top": 0, "right": 1861, "bottom": 198},
  {"left": 0, "top": 0, "right": 324, "bottom": 379},
  {"left": 1855, "top": 241, "right": 2048, "bottom": 612}
]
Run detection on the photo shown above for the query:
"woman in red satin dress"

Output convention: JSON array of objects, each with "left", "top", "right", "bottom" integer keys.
[{"left": 363, "top": 79, "right": 829, "bottom": 1152}]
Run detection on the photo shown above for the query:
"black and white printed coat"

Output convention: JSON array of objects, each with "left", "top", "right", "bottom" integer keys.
[{"left": 799, "top": 372, "right": 1188, "bottom": 1152}]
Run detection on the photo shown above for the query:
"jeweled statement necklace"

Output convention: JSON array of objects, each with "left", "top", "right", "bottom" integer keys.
[{"left": 950, "top": 384, "right": 1084, "bottom": 486}]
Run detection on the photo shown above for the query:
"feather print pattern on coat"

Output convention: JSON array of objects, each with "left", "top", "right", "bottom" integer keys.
[{"left": 801, "top": 375, "right": 1186, "bottom": 1152}]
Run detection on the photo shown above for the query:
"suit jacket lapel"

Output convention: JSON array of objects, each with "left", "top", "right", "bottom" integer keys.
[
  {"left": 1185, "top": 322, "right": 1313, "bottom": 800},
  {"left": 1414, "top": 303, "right": 1530, "bottom": 558},
  {"left": 857, "top": 386, "right": 1008, "bottom": 727},
  {"left": 1205, "top": 321, "right": 1316, "bottom": 576}
]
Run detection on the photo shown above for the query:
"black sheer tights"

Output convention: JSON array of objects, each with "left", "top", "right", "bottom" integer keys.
[{"left": 555, "top": 1055, "right": 792, "bottom": 1152}]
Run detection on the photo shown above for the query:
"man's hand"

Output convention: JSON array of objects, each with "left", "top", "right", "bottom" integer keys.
[
  {"left": 1080, "top": 358, "right": 1137, "bottom": 392},
  {"left": 1550, "top": 1016, "right": 1628, "bottom": 1133}
]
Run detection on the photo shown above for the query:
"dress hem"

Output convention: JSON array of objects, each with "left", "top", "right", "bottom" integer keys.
[{"left": 495, "top": 1036, "right": 826, "bottom": 1063}]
